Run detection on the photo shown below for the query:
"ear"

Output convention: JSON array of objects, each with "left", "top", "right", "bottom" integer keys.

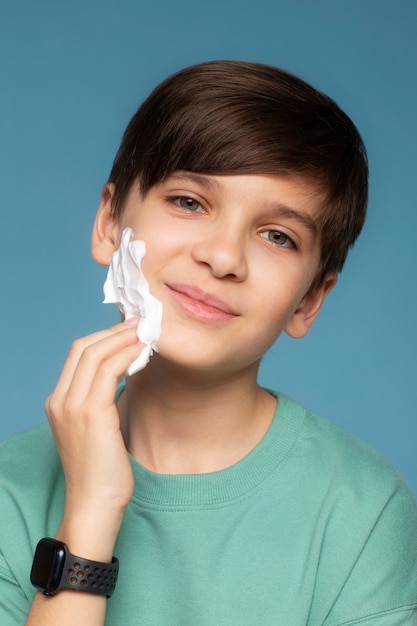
[
  {"left": 284, "top": 273, "right": 337, "bottom": 339},
  {"left": 91, "top": 184, "right": 120, "bottom": 266}
]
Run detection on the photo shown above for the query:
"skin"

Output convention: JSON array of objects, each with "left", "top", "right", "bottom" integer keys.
[{"left": 26, "top": 172, "right": 336, "bottom": 625}]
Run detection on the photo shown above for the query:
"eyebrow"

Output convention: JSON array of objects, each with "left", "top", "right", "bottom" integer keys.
[
  {"left": 165, "top": 172, "right": 223, "bottom": 192},
  {"left": 266, "top": 203, "right": 319, "bottom": 239}
]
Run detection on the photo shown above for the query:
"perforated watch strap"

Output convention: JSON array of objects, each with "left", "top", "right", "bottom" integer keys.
[{"left": 61, "top": 550, "right": 119, "bottom": 597}]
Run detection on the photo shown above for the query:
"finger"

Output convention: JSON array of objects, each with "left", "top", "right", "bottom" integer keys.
[
  {"left": 92, "top": 342, "right": 145, "bottom": 398},
  {"left": 63, "top": 327, "right": 142, "bottom": 413},
  {"left": 78, "top": 342, "right": 144, "bottom": 422},
  {"left": 52, "top": 320, "right": 138, "bottom": 399},
  {"left": 45, "top": 321, "right": 139, "bottom": 422}
]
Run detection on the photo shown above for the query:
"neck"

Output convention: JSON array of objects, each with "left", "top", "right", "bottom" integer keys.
[{"left": 119, "top": 356, "right": 276, "bottom": 474}]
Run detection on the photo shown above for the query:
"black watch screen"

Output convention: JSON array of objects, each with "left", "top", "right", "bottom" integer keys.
[{"left": 30, "top": 538, "right": 66, "bottom": 595}]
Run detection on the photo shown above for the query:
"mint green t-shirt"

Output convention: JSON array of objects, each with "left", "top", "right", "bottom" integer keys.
[{"left": 1, "top": 392, "right": 417, "bottom": 625}]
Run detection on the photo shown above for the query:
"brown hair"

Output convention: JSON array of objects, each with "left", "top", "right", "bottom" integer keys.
[{"left": 108, "top": 60, "right": 368, "bottom": 290}]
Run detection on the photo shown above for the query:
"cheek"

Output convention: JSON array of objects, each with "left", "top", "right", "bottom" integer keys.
[
  {"left": 137, "top": 238, "right": 177, "bottom": 300},
  {"left": 247, "top": 270, "right": 307, "bottom": 336},
  {"left": 124, "top": 221, "right": 169, "bottom": 269},
  {"left": 254, "top": 250, "right": 316, "bottom": 300}
]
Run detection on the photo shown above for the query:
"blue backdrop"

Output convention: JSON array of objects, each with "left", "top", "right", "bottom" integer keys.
[{"left": 1, "top": 0, "right": 416, "bottom": 496}]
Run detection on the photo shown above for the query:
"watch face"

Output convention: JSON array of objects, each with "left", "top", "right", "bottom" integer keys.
[{"left": 30, "top": 538, "right": 66, "bottom": 593}]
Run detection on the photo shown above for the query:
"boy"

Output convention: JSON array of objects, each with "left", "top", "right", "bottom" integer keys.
[{"left": 1, "top": 60, "right": 416, "bottom": 625}]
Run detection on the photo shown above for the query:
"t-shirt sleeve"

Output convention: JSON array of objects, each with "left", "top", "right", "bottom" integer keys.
[
  {"left": 0, "top": 551, "right": 31, "bottom": 624},
  {"left": 324, "top": 479, "right": 417, "bottom": 626}
]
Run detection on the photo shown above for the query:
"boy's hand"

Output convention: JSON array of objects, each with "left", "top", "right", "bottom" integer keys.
[{"left": 44, "top": 319, "right": 143, "bottom": 562}]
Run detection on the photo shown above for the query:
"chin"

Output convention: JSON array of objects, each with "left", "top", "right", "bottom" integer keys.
[{"left": 153, "top": 345, "right": 260, "bottom": 378}]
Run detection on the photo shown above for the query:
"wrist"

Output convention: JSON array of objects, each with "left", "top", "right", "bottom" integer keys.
[{"left": 57, "top": 508, "right": 124, "bottom": 563}]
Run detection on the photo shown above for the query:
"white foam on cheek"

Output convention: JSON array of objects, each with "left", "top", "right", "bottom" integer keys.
[{"left": 103, "top": 227, "right": 163, "bottom": 375}]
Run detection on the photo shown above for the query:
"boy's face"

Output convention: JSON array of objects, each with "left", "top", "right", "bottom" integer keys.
[{"left": 93, "top": 172, "right": 336, "bottom": 374}]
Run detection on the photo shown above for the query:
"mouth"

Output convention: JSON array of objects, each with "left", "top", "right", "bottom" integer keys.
[{"left": 166, "top": 283, "right": 240, "bottom": 322}]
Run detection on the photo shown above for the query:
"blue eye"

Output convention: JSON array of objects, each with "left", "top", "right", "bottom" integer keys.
[
  {"left": 171, "top": 196, "right": 205, "bottom": 213},
  {"left": 260, "top": 230, "right": 295, "bottom": 248}
]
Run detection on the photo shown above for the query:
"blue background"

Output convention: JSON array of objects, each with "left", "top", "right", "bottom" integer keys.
[{"left": 1, "top": 0, "right": 416, "bottom": 495}]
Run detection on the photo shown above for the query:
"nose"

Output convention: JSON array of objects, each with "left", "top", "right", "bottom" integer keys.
[{"left": 190, "top": 217, "right": 249, "bottom": 281}]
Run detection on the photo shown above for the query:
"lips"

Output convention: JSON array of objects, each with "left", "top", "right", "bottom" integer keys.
[{"left": 166, "top": 283, "right": 239, "bottom": 322}]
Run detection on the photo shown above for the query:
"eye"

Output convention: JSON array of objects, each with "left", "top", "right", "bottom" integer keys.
[
  {"left": 170, "top": 196, "right": 205, "bottom": 213},
  {"left": 260, "top": 230, "right": 296, "bottom": 249}
]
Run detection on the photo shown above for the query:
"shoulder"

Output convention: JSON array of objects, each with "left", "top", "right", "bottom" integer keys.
[
  {"left": 0, "top": 422, "right": 65, "bottom": 530},
  {"left": 0, "top": 422, "right": 61, "bottom": 487},
  {"left": 266, "top": 391, "right": 417, "bottom": 543},
  {"left": 0, "top": 422, "right": 64, "bottom": 515},
  {"left": 0, "top": 421, "right": 54, "bottom": 456},
  {"left": 279, "top": 392, "right": 412, "bottom": 499},
  {"left": 275, "top": 393, "right": 417, "bottom": 621}
]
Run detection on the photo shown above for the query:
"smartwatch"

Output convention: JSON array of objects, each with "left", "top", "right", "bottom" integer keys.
[{"left": 30, "top": 538, "right": 119, "bottom": 598}]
